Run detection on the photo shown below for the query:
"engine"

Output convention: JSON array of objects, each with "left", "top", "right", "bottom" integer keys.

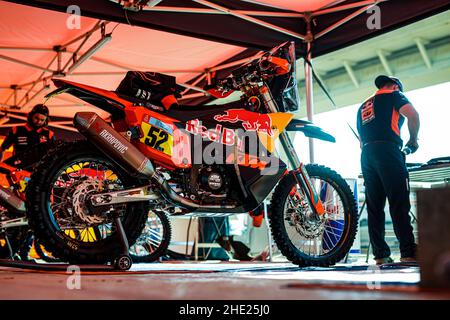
[
  {"left": 157, "top": 164, "right": 240, "bottom": 207},
  {"left": 177, "top": 165, "right": 229, "bottom": 204},
  {"left": 198, "top": 166, "right": 227, "bottom": 195}
]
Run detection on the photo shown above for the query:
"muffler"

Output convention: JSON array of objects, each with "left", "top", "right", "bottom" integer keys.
[
  {"left": 73, "top": 112, "right": 155, "bottom": 178},
  {"left": 73, "top": 112, "right": 234, "bottom": 211},
  {"left": 0, "top": 187, "right": 26, "bottom": 215}
]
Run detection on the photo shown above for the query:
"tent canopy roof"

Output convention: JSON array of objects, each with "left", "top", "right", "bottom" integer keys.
[
  {"left": 7, "top": 0, "right": 450, "bottom": 56},
  {"left": 1, "top": 0, "right": 449, "bottom": 129}
]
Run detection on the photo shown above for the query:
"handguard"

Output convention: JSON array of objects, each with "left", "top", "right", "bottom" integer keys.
[{"left": 286, "top": 119, "right": 336, "bottom": 143}]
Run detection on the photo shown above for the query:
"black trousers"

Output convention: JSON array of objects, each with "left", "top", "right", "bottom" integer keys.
[{"left": 361, "top": 142, "right": 417, "bottom": 259}]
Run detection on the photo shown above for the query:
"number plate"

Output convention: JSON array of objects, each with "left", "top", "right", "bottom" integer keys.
[{"left": 140, "top": 118, "right": 173, "bottom": 156}]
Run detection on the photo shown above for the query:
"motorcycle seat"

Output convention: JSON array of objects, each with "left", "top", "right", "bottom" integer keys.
[{"left": 164, "top": 100, "right": 243, "bottom": 122}]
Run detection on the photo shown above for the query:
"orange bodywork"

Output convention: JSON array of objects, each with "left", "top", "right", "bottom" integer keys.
[
  {"left": 268, "top": 57, "right": 290, "bottom": 75},
  {"left": 51, "top": 79, "right": 294, "bottom": 172},
  {"left": 53, "top": 79, "right": 193, "bottom": 170},
  {"left": 122, "top": 106, "right": 192, "bottom": 170},
  {"left": 0, "top": 162, "right": 31, "bottom": 200}
]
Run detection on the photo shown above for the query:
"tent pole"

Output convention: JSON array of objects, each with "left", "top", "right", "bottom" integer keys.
[
  {"left": 12, "top": 85, "right": 17, "bottom": 107},
  {"left": 179, "top": 92, "right": 208, "bottom": 101},
  {"left": 2, "top": 113, "right": 78, "bottom": 132},
  {"left": 139, "top": 5, "right": 303, "bottom": 18},
  {"left": 193, "top": 0, "right": 305, "bottom": 40},
  {"left": 0, "top": 54, "right": 55, "bottom": 73},
  {"left": 304, "top": 18, "right": 315, "bottom": 164},
  {"left": 315, "top": 3, "right": 377, "bottom": 39},
  {"left": 313, "top": 0, "right": 386, "bottom": 16}
]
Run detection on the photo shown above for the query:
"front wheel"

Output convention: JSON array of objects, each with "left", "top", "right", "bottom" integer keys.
[{"left": 270, "top": 164, "right": 358, "bottom": 267}]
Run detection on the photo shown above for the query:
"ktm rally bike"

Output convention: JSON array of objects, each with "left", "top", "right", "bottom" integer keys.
[
  {"left": 27, "top": 42, "right": 357, "bottom": 267},
  {"left": 0, "top": 142, "right": 60, "bottom": 262}
]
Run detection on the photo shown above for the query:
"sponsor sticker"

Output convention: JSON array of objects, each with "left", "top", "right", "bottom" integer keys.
[
  {"left": 361, "top": 98, "right": 375, "bottom": 125},
  {"left": 140, "top": 120, "right": 173, "bottom": 156}
]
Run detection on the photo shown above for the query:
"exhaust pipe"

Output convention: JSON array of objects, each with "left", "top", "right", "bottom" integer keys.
[
  {"left": 74, "top": 112, "right": 155, "bottom": 178},
  {"left": 73, "top": 112, "right": 235, "bottom": 211},
  {"left": 0, "top": 187, "right": 26, "bottom": 215}
]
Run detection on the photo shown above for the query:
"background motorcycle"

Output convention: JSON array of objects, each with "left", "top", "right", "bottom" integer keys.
[
  {"left": 27, "top": 42, "right": 358, "bottom": 267},
  {"left": 0, "top": 143, "right": 59, "bottom": 262}
]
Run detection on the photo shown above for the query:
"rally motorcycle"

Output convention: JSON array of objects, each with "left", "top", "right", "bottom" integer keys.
[{"left": 27, "top": 42, "right": 357, "bottom": 267}]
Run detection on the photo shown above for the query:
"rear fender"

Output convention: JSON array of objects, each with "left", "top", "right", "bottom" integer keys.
[{"left": 46, "top": 79, "right": 128, "bottom": 121}]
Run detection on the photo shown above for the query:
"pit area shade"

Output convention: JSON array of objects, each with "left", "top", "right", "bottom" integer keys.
[
  {"left": 1, "top": 0, "right": 449, "bottom": 136},
  {"left": 6, "top": 0, "right": 450, "bottom": 57}
]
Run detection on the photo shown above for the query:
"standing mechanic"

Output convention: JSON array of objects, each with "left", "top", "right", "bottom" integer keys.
[
  {"left": 0, "top": 104, "right": 54, "bottom": 167},
  {"left": 357, "top": 75, "right": 420, "bottom": 265},
  {"left": 0, "top": 104, "right": 55, "bottom": 261}
]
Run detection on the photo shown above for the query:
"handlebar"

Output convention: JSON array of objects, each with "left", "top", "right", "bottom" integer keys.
[{"left": 205, "top": 41, "right": 294, "bottom": 96}]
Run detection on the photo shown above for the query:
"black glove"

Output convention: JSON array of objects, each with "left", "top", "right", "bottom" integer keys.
[{"left": 405, "top": 139, "right": 419, "bottom": 154}]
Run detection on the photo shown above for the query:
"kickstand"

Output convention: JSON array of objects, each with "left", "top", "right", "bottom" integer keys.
[{"left": 112, "top": 216, "right": 132, "bottom": 271}]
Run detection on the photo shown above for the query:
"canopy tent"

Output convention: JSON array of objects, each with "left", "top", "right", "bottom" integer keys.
[
  {"left": 6, "top": 0, "right": 450, "bottom": 56},
  {"left": 1, "top": 0, "right": 449, "bottom": 157}
]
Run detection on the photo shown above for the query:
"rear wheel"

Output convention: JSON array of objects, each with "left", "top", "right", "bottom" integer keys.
[
  {"left": 26, "top": 141, "right": 149, "bottom": 264},
  {"left": 270, "top": 164, "right": 358, "bottom": 267}
]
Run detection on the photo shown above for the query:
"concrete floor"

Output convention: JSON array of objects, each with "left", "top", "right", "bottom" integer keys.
[{"left": 1, "top": 260, "right": 450, "bottom": 300}]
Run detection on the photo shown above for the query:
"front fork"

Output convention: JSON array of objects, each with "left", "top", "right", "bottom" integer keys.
[
  {"left": 260, "top": 84, "right": 324, "bottom": 217},
  {"left": 279, "top": 131, "right": 325, "bottom": 217}
]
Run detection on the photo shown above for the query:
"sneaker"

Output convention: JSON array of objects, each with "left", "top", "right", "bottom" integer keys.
[
  {"left": 375, "top": 257, "right": 394, "bottom": 265},
  {"left": 400, "top": 257, "right": 417, "bottom": 263}
]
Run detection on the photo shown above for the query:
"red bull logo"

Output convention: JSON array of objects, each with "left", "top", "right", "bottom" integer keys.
[{"left": 214, "top": 109, "right": 274, "bottom": 136}]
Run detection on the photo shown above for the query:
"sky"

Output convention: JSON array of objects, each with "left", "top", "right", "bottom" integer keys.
[{"left": 293, "top": 81, "right": 450, "bottom": 179}]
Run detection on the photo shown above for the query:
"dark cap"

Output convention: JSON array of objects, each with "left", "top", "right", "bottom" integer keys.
[{"left": 375, "top": 75, "right": 404, "bottom": 92}]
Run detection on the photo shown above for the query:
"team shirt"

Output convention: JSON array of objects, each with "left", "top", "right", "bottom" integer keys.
[
  {"left": 357, "top": 89, "right": 411, "bottom": 147},
  {"left": 1, "top": 124, "right": 55, "bottom": 167}
]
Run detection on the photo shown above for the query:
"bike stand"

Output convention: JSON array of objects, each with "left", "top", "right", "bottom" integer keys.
[
  {"left": 112, "top": 216, "right": 133, "bottom": 271},
  {"left": 0, "top": 216, "right": 133, "bottom": 272}
]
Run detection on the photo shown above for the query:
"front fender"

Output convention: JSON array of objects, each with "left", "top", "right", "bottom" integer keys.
[{"left": 286, "top": 119, "right": 336, "bottom": 143}]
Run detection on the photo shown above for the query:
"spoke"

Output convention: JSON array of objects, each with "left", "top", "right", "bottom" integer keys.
[
  {"left": 148, "top": 230, "right": 164, "bottom": 241},
  {"left": 323, "top": 229, "right": 341, "bottom": 244},
  {"left": 323, "top": 228, "right": 336, "bottom": 251},
  {"left": 51, "top": 202, "right": 67, "bottom": 211},
  {"left": 329, "top": 219, "right": 345, "bottom": 225},
  {"left": 325, "top": 224, "right": 344, "bottom": 234},
  {"left": 142, "top": 242, "right": 155, "bottom": 253},
  {"left": 51, "top": 193, "right": 67, "bottom": 202}
]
